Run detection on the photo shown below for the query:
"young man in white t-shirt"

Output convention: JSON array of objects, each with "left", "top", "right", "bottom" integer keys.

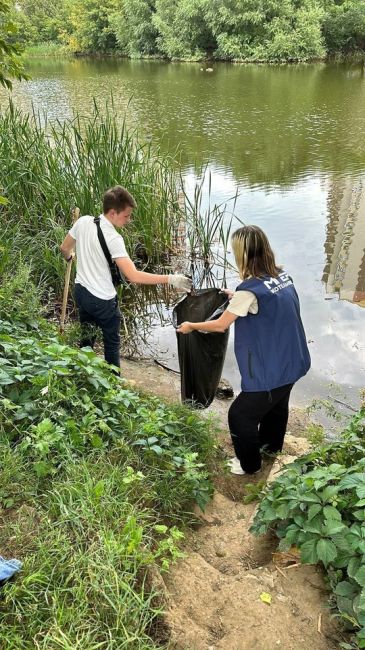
[{"left": 60, "top": 185, "right": 191, "bottom": 372}]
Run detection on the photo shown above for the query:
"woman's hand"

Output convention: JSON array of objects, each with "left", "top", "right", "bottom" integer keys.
[{"left": 176, "top": 321, "right": 194, "bottom": 334}]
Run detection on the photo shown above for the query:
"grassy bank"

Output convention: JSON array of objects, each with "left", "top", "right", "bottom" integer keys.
[
  {"left": 0, "top": 269, "right": 217, "bottom": 648},
  {"left": 23, "top": 42, "right": 69, "bottom": 58}
]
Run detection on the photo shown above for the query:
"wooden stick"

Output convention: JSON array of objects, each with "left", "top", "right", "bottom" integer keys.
[
  {"left": 317, "top": 613, "right": 322, "bottom": 634},
  {"left": 60, "top": 207, "right": 80, "bottom": 333},
  {"left": 284, "top": 563, "right": 301, "bottom": 570},
  {"left": 273, "top": 564, "right": 288, "bottom": 579}
]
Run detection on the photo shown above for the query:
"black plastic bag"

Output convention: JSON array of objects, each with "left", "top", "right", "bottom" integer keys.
[{"left": 173, "top": 288, "right": 229, "bottom": 408}]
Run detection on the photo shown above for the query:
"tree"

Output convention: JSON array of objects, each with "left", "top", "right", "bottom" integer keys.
[
  {"left": 322, "top": 0, "right": 365, "bottom": 53},
  {"left": 153, "top": 0, "right": 216, "bottom": 60},
  {"left": 62, "top": 0, "right": 123, "bottom": 53},
  {"left": 0, "top": 0, "right": 27, "bottom": 88},
  {"left": 112, "top": 0, "right": 158, "bottom": 57},
  {"left": 15, "top": 0, "right": 69, "bottom": 45},
  {"left": 204, "top": 0, "right": 325, "bottom": 61}
]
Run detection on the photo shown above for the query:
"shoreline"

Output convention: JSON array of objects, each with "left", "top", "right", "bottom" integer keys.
[{"left": 23, "top": 47, "right": 365, "bottom": 65}]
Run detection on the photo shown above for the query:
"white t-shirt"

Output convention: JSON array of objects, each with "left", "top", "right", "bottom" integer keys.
[
  {"left": 226, "top": 290, "right": 258, "bottom": 317},
  {"left": 69, "top": 214, "right": 129, "bottom": 299}
]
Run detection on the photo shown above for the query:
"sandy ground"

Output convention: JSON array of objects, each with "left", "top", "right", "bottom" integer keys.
[{"left": 121, "top": 358, "right": 345, "bottom": 650}]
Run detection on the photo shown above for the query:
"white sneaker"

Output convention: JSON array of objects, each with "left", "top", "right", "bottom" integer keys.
[
  {"left": 227, "top": 457, "right": 261, "bottom": 476},
  {"left": 227, "top": 457, "right": 245, "bottom": 475}
]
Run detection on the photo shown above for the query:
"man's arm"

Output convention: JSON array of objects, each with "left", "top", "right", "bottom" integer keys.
[
  {"left": 116, "top": 257, "right": 191, "bottom": 291},
  {"left": 116, "top": 257, "right": 168, "bottom": 285},
  {"left": 60, "top": 234, "right": 76, "bottom": 261}
]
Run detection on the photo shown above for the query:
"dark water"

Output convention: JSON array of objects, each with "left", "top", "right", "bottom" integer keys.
[{"left": 3, "top": 58, "right": 365, "bottom": 413}]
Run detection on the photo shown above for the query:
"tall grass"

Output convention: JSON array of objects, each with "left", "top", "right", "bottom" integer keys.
[
  {"left": 0, "top": 99, "right": 179, "bottom": 288},
  {"left": 0, "top": 99, "right": 240, "bottom": 351},
  {"left": 23, "top": 42, "right": 68, "bottom": 58},
  {"left": 180, "top": 170, "right": 241, "bottom": 289}
]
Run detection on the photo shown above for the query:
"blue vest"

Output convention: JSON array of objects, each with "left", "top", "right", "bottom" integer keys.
[{"left": 234, "top": 271, "right": 311, "bottom": 392}]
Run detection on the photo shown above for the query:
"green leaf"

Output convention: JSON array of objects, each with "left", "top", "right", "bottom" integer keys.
[
  {"left": 34, "top": 460, "right": 53, "bottom": 478},
  {"left": 340, "top": 474, "right": 365, "bottom": 490},
  {"left": 90, "top": 434, "right": 103, "bottom": 448},
  {"left": 154, "top": 524, "right": 168, "bottom": 534},
  {"left": 348, "top": 557, "right": 362, "bottom": 579},
  {"left": 300, "top": 538, "right": 318, "bottom": 564},
  {"left": 336, "top": 595, "right": 356, "bottom": 618},
  {"left": 93, "top": 480, "right": 105, "bottom": 499},
  {"left": 323, "top": 505, "right": 342, "bottom": 521},
  {"left": 276, "top": 503, "right": 291, "bottom": 518},
  {"left": 354, "top": 567, "right": 365, "bottom": 588},
  {"left": 322, "top": 520, "right": 346, "bottom": 536},
  {"left": 299, "top": 494, "right": 321, "bottom": 504},
  {"left": 358, "top": 627, "right": 365, "bottom": 640},
  {"left": 316, "top": 539, "right": 337, "bottom": 566},
  {"left": 303, "top": 515, "right": 323, "bottom": 534},
  {"left": 307, "top": 503, "right": 322, "bottom": 521},
  {"left": 150, "top": 445, "right": 163, "bottom": 455},
  {"left": 335, "top": 581, "right": 359, "bottom": 599},
  {"left": 321, "top": 485, "right": 339, "bottom": 502}
]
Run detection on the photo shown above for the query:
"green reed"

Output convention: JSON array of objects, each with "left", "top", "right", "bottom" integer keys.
[{"left": 0, "top": 99, "right": 239, "bottom": 350}]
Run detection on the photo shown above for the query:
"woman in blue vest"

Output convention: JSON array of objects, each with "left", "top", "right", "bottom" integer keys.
[{"left": 177, "top": 225, "right": 311, "bottom": 475}]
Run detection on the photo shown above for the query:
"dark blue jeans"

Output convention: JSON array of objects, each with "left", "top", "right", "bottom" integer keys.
[
  {"left": 228, "top": 383, "right": 293, "bottom": 473},
  {"left": 74, "top": 283, "right": 121, "bottom": 371}
]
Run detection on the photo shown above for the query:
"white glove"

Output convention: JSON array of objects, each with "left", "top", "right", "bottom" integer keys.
[{"left": 167, "top": 274, "right": 192, "bottom": 292}]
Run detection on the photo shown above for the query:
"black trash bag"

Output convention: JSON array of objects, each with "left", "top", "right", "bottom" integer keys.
[{"left": 173, "top": 288, "right": 229, "bottom": 409}]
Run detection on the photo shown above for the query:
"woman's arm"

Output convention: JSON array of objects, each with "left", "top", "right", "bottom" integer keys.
[{"left": 177, "top": 310, "right": 238, "bottom": 334}]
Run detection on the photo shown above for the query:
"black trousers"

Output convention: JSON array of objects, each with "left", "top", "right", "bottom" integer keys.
[
  {"left": 228, "top": 383, "right": 294, "bottom": 474},
  {"left": 74, "top": 284, "right": 121, "bottom": 371}
]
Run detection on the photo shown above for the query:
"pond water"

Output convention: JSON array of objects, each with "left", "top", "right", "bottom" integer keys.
[{"left": 3, "top": 58, "right": 365, "bottom": 412}]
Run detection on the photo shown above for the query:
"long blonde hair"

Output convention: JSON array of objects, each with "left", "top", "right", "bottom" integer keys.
[{"left": 231, "top": 225, "right": 281, "bottom": 280}]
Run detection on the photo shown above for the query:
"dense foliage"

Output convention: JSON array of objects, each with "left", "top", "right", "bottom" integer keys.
[
  {"left": 0, "top": 0, "right": 27, "bottom": 88},
  {"left": 12, "top": 0, "right": 365, "bottom": 61},
  {"left": 251, "top": 409, "right": 365, "bottom": 648},
  {"left": 0, "top": 268, "right": 216, "bottom": 647}
]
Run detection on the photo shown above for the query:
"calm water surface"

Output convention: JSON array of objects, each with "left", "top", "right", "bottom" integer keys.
[{"left": 3, "top": 59, "right": 365, "bottom": 410}]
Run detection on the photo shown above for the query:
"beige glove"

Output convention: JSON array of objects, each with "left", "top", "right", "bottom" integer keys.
[{"left": 167, "top": 274, "right": 192, "bottom": 292}]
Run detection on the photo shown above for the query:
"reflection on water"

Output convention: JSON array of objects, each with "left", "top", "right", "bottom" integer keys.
[
  {"left": 1, "top": 58, "right": 365, "bottom": 407},
  {"left": 323, "top": 176, "right": 365, "bottom": 308}
]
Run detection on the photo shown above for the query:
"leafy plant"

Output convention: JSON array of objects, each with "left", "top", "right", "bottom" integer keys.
[
  {"left": 251, "top": 409, "right": 365, "bottom": 647},
  {"left": 0, "top": 311, "right": 218, "bottom": 646}
]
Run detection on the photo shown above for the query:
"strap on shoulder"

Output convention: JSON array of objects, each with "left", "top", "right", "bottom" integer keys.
[{"left": 94, "top": 216, "right": 113, "bottom": 269}]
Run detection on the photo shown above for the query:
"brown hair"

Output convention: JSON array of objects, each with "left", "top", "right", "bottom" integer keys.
[
  {"left": 103, "top": 185, "right": 137, "bottom": 213},
  {"left": 231, "top": 225, "right": 281, "bottom": 280}
]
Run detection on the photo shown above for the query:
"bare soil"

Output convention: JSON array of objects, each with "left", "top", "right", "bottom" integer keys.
[{"left": 122, "top": 358, "right": 344, "bottom": 650}]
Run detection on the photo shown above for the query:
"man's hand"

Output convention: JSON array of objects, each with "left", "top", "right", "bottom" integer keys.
[
  {"left": 176, "top": 321, "right": 193, "bottom": 334},
  {"left": 66, "top": 251, "right": 76, "bottom": 263},
  {"left": 168, "top": 274, "right": 192, "bottom": 292},
  {"left": 220, "top": 288, "right": 234, "bottom": 300}
]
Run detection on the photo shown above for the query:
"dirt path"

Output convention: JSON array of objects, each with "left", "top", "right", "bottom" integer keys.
[{"left": 122, "top": 359, "right": 341, "bottom": 650}]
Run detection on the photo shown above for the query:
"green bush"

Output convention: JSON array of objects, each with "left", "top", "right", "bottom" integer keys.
[{"left": 251, "top": 409, "right": 365, "bottom": 648}]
